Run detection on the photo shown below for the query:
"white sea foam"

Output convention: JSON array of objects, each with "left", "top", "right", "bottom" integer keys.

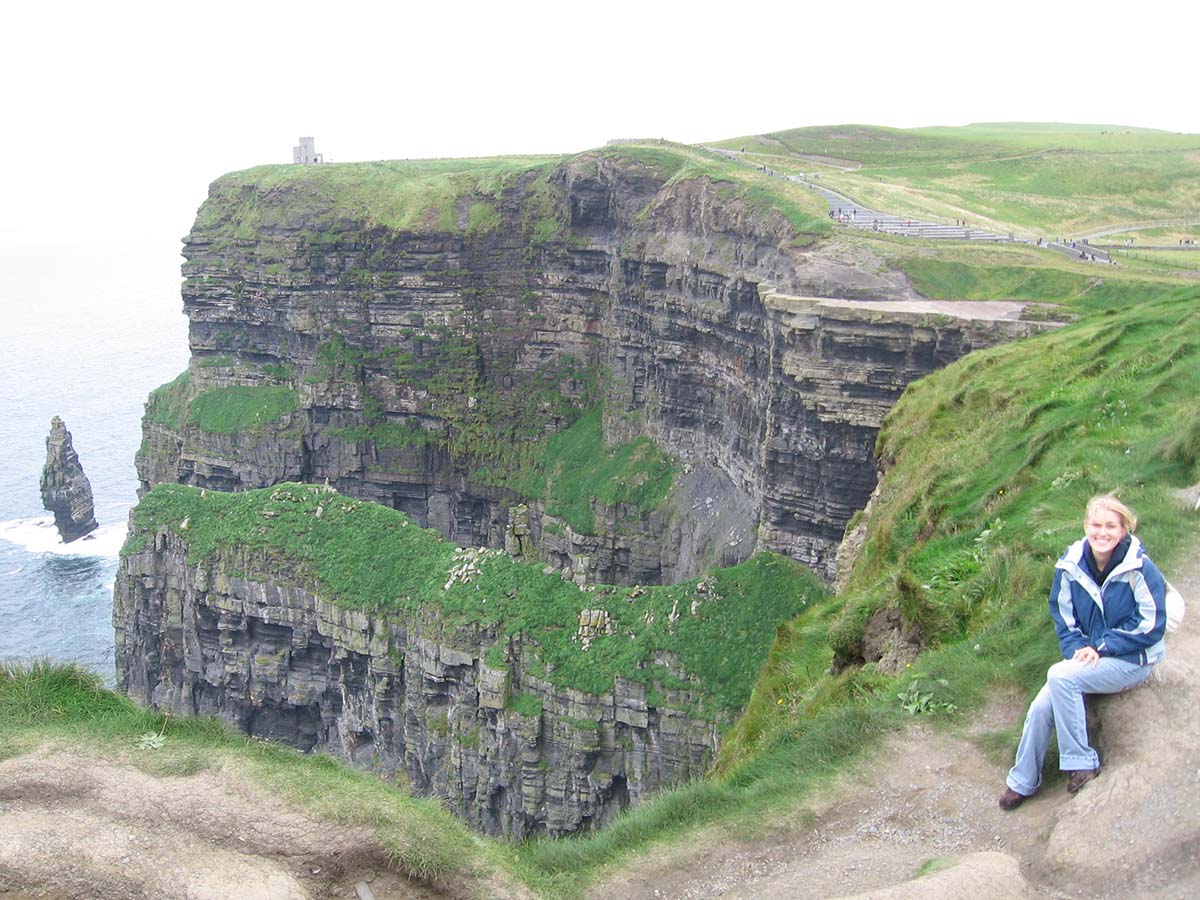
[{"left": 0, "top": 516, "right": 126, "bottom": 558}]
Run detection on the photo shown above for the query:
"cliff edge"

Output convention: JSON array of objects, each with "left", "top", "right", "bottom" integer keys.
[
  {"left": 114, "top": 482, "right": 825, "bottom": 838},
  {"left": 135, "top": 147, "right": 1047, "bottom": 584}
]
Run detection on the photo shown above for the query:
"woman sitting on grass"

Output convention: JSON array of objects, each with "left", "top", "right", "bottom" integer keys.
[{"left": 999, "top": 494, "right": 1168, "bottom": 810}]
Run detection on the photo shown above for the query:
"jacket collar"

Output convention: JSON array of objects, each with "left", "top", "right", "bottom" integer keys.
[{"left": 1057, "top": 534, "right": 1144, "bottom": 589}]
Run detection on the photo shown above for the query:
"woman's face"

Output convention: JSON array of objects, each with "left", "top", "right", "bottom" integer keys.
[{"left": 1085, "top": 507, "right": 1128, "bottom": 562}]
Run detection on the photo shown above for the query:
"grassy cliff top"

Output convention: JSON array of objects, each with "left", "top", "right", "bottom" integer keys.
[
  {"left": 710, "top": 122, "right": 1200, "bottom": 236},
  {"left": 192, "top": 154, "right": 562, "bottom": 237},
  {"left": 189, "top": 142, "right": 831, "bottom": 243},
  {"left": 715, "top": 122, "right": 1199, "bottom": 162},
  {"left": 869, "top": 236, "right": 1190, "bottom": 308},
  {"left": 189, "top": 124, "right": 1198, "bottom": 251},
  {"left": 126, "top": 482, "right": 827, "bottom": 718}
]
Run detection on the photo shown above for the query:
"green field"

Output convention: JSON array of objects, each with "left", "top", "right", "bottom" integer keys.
[
  {"left": 711, "top": 123, "right": 1200, "bottom": 237},
  {"left": 1109, "top": 248, "right": 1200, "bottom": 273},
  {"left": 833, "top": 231, "right": 1183, "bottom": 306}
]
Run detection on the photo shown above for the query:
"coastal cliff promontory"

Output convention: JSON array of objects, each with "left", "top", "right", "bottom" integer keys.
[
  {"left": 119, "top": 144, "right": 1053, "bottom": 835},
  {"left": 134, "top": 146, "right": 1047, "bottom": 583}
]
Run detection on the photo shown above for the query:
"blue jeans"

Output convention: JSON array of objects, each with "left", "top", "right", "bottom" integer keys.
[{"left": 1006, "top": 656, "right": 1152, "bottom": 796}]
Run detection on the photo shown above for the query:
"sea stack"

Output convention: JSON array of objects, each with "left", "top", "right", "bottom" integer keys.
[{"left": 40, "top": 416, "right": 98, "bottom": 542}]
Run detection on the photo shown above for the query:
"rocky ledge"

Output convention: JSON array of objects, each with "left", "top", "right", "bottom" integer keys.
[{"left": 115, "top": 483, "right": 822, "bottom": 838}]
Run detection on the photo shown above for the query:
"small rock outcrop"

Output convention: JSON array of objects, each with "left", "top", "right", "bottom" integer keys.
[{"left": 40, "top": 416, "right": 97, "bottom": 542}]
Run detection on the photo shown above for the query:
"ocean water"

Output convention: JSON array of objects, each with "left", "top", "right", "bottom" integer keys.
[{"left": 0, "top": 236, "right": 189, "bottom": 682}]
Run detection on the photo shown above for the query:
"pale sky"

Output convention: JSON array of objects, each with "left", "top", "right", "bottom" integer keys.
[{"left": 3, "top": 0, "right": 1198, "bottom": 245}]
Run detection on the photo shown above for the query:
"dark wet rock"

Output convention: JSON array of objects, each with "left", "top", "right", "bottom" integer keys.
[{"left": 40, "top": 416, "right": 97, "bottom": 542}]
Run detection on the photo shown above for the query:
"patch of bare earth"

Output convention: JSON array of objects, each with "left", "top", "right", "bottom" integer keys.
[
  {"left": 0, "top": 753, "right": 515, "bottom": 900},
  {"left": 588, "top": 544, "right": 1200, "bottom": 900}
]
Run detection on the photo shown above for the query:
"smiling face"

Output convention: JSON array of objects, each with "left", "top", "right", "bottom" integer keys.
[{"left": 1085, "top": 507, "right": 1128, "bottom": 568}]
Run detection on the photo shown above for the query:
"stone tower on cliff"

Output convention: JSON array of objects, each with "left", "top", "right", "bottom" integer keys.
[
  {"left": 292, "top": 136, "right": 323, "bottom": 164},
  {"left": 40, "top": 416, "right": 98, "bottom": 543}
]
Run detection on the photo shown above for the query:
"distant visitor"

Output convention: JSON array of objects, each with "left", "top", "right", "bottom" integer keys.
[
  {"left": 293, "top": 136, "right": 323, "bottom": 164},
  {"left": 40, "top": 416, "right": 98, "bottom": 542}
]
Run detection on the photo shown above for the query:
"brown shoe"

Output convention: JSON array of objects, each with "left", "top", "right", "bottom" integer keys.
[
  {"left": 1066, "top": 766, "right": 1101, "bottom": 794},
  {"left": 998, "top": 787, "right": 1027, "bottom": 810}
]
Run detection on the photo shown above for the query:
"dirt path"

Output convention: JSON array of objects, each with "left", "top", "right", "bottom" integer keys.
[
  {"left": 0, "top": 753, "right": 456, "bottom": 900},
  {"left": 587, "top": 518, "right": 1200, "bottom": 900}
]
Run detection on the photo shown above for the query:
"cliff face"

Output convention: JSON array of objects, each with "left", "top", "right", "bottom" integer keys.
[
  {"left": 115, "top": 150, "right": 1055, "bottom": 839},
  {"left": 41, "top": 416, "right": 98, "bottom": 542},
  {"left": 114, "top": 495, "right": 737, "bottom": 839},
  {"left": 135, "top": 150, "right": 1047, "bottom": 583}
]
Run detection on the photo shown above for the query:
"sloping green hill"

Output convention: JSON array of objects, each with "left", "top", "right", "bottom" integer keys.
[{"left": 712, "top": 123, "right": 1200, "bottom": 236}]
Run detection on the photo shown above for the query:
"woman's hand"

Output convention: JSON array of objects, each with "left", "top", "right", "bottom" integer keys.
[{"left": 1073, "top": 646, "right": 1100, "bottom": 665}]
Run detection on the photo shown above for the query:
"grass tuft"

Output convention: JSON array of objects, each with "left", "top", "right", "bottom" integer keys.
[
  {"left": 1157, "top": 408, "right": 1200, "bottom": 470},
  {"left": 188, "top": 386, "right": 299, "bottom": 434}
]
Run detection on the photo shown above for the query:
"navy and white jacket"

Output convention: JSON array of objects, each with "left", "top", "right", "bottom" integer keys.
[{"left": 1049, "top": 535, "right": 1167, "bottom": 666}]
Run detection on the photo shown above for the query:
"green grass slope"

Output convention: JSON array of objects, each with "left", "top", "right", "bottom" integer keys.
[
  {"left": 885, "top": 242, "right": 1182, "bottom": 309},
  {"left": 720, "top": 284, "right": 1200, "bottom": 791},
  {"left": 144, "top": 371, "right": 300, "bottom": 436},
  {"left": 711, "top": 123, "right": 1200, "bottom": 236}
]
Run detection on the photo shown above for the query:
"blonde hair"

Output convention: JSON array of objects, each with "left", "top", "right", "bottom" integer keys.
[{"left": 1085, "top": 494, "right": 1138, "bottom": 533}]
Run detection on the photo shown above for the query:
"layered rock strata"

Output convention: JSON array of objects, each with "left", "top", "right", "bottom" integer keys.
[
  {"left": 40, "top": 416, "right": 98, "bottom": 542},
  {"left": 137, "top": 152, "right": 1049, "bottom": 582},
  {"left": 115, "top": 151, "right": 1056, "bottom": 839},
  {"left": 114, "top": 527, "right": 719, "bottom": 839}
]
